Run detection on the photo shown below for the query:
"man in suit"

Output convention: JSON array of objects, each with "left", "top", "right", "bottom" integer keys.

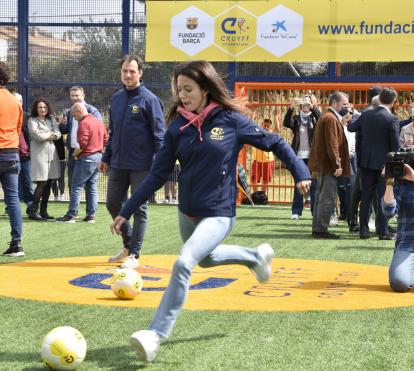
[
  {"left": 309, "top": 91, "right": 350, "bottom": 239},
  {"left": 347, "top": 88, "right": 400, "bottom": 240}
]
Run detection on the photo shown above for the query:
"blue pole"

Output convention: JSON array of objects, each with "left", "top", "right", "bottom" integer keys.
[
  {"left": 17, "top": 0, "right": 29, "bottom": 111},
  {"left": 228, "top": 62, "right": 237, "bottom": 94},
  {"left": 122, "top": 0, "right": 130, "bottom": 56}
]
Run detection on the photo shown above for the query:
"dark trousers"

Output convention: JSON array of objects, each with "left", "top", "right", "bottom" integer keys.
[
  {"left": 292, "top": 158, "right": 316, "bottom": 216},
  {"left": 337, "top": 157, "right": 357, "bottom": 223},
  {"left": 359, "top": 167, "right": 388, "bottom": 236},
  {"left": 106, "top": 168, "right": 148, "bottom": 257},
  {"left": 18, "top": 156, "right": 33, "bottom": 206}
]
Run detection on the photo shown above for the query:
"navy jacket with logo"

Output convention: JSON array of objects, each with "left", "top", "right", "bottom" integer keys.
[
  {"left": 120, "top": 107, "right": 311, "bottom": 219},
  {"left": 102, "top": 85, "right": 165, "bottom": 171}
]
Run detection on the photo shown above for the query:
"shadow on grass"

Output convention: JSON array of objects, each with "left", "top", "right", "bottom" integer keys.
[
  {"left": 336, "top": 245, "right": 393, "bottom": 251},
  {"left": 233, "top": 232, "right": 357, "bottom": 240},
  {"left": 165, "top": 333, "right": 226, "bottom": 345}
]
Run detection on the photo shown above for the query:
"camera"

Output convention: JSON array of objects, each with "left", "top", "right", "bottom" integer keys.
[{"left": 385, "top": 148, "right": 414, "bottom": 179}]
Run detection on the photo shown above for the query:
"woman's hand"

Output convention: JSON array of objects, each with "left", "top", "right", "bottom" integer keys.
[
  {"left": 110, "top": 215, "right": 126, "bottom": 235},
  {"left": 403, "top": 164, "right": 414, "bottom": 182}
]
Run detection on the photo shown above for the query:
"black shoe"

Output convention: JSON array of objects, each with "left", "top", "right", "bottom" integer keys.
[
  {"left": 56, "top": 215, "right": 76, "bottom": 223},
  {"left": 82, "top": 215, "right": 96, "bottom": 223},
  {"left": 379, "top": 233, "right": 395, "bottom": 241},
  {"left": 360, "top": 232, "right": 372, "bottom": 239},
  {"left": 388, "top": 226, "right": 397, "bottom": 234},
  {"left": 338, "top": 214, "right": 347, "bottom": 221},
  {"left": 312, "top": 231, "right": 340, "bottom": 239},
  {"left": 40, "top": 212, "right": 55, "bottom": 221},
  {"left": 3, "top": 241, "right": 25, "bottom": 257},
  {"left": 28, "top": 212, "right": 45, "bottom": 221},
  {"left": 349, "top": 223, "right": 360, "bottom": 233}
]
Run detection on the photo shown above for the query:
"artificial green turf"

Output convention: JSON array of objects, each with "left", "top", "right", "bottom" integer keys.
[{"left": 0, "top": 203, "right": 412, "bottom": 371}]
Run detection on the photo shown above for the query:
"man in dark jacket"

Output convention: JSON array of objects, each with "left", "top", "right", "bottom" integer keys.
[
  {"left": 348, "top": 87, "right": 400, "bottom": 240},
  {"left": 100, "top": 54, "right": 165, "bottom": 269}
]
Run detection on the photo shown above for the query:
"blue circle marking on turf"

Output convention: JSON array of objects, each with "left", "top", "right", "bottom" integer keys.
[{"left": 69, "top": 273, "right": 237, "bottom": 291}]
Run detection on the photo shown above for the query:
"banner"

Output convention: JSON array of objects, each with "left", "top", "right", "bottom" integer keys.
[{"left": 146, "top": 0, "right": 414, "bottom": 62}]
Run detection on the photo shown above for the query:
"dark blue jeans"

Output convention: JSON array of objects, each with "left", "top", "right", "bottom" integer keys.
[
  {"left": 1, "top": 160, "right": 22, "bottom": 242},
  {"left": 18, "top": 156, "right": 33, "bottom": 206},
  {"left": 337, "top": 157, "right": 357, "bottom": 221},
  {"left": 106, "top": 168, "right": 148, "bottom": 257},
  {"left": 292, "top": 158, "right": 316, "bottom": 216},
  {"left": 359, "top": 167, "right": 388, "bottom": 236}
]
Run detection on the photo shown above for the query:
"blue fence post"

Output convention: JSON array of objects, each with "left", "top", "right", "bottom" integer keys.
[
  {"left": 228, "top": 62, "right": 237, "bottom": 94},
  {"left": 122, "top": 0, "right": 131, "bottom": 56},
  {"left": 327, "top": 62, "right": 337, "bottom": 81},
  {"left": 17, "top": 0, "right": 29, "bottom": 111}
]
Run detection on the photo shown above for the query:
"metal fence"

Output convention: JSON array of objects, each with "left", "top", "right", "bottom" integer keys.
[{"left": 1, "top": 0, "right": 414, "bottom": 203}]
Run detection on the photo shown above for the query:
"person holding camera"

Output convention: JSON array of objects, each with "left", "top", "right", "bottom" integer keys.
[
  {"left": 383, "top": 164, "right": 414, "bottom": 292},
  {"left": 399, "top": 104, "right": 414, "bottom": 148},
  {"left": 283, "top": 95, "right": 320, "bottom": 219},
  {"left": 347, "top": 88, "right": 400, "bottom": 240}
]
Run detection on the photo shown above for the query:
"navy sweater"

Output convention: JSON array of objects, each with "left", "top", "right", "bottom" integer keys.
[
  {"left": 120, "top": 107, "right": 311, "bottom": 219},
  {"left": 102, "top": 85, "right": 165, "bottom": 171}
]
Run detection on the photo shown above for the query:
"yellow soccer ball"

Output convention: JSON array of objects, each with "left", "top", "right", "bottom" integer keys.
[
  {"left": 41, "top": 326, "right": 87, "bottom": 370},
  {"left": 111, "top": 268, "right": 143, "bottom": 300}
]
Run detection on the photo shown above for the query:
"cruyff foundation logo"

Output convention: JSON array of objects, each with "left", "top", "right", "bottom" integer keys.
[
  {"left": 1, "top": 256, "right": 414, "bottom": 312},
  {"left": 215, "top": 5, "right": 257, "bottom": 57},
  {"left": 210, "top": 127, "right": 224, "bottom": 140},
  {"left": 131, "top": 105, "right": 140, "bottom": 114}
]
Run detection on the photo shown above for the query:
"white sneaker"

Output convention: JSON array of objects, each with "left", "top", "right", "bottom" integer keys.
[
  {"left": 130, "top": 330, "right": 160, "bottom": 362},
  {"left": 163, "top": 198, "right": 170, "bottom": 204},
  {"left": 121, "top": 254, "right": 139, "bottom": 268},
  {"left": 171, "top": 198, "right": 178, "bottom": 204},
  {"left": 252, "top": 243, "right": 275, "bottom": 283},
  {"left": 329, "top": 214, "right": 338, "bottom": 227},
  {"left": 108, "top": 247, "right": 129, "bottom": 263},
  {"left": 291, "top": 214, "right": 299, "bottom": 220}
]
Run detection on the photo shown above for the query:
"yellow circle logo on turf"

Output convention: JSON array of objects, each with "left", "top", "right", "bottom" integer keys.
[{"left": 0, "top": 255, "right": 412, "bottom": 312}]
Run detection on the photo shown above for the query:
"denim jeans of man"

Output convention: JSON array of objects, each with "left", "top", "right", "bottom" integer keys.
[
  {"left": 106, "top": 168, "right": 148, "bottom": 257},
  {"left": 149, "top": 211, "right": 263, "bottom": 339},
  {"left": 0, "top": 160, "right": 22, "bottom": 241},
  {"left": 18, "top": 156, "right": 33, "bottom": 206},
  {"left": 67, "top": 153, "right": 102, "bottom": 217},
  {"left": 389, "top": 249, "right": 414, "bottom": 292},
  {"left": 292, "top": 158, "right": 316, "bottom": 216},
  {"left": 312, "top": 173, "right": 338, "bottom": 233}
]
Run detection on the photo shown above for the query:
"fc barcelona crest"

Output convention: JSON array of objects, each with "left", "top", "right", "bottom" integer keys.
[{"left": 186, "top": 17, "right": 198, "bottom": 30}]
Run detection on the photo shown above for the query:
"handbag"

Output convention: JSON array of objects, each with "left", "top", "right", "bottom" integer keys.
[{"left": 53, "top": 136, "right": 66, "bottom": 160}]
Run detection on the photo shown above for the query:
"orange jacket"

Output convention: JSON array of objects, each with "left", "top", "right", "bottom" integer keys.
[{"left": 0, "top": 89, "right": 23, "bottom": 149}]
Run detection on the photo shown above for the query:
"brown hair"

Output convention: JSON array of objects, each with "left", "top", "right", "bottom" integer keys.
[
  {"left": 0, "top": 61, "right": 10, "bottom": 85},
  {"left": 120, "top": 54, "right": 144, "bottom": 70},
  {"left": 30, "top": 97, "right": 54, "bottom": 118},
  {"left": 166, "top": 60, "right": 247, "bottom": 124}
]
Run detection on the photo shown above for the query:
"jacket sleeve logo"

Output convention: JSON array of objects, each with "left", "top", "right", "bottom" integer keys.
[{"left": 210, "top": 127, "right": 224, "bottom": 140}]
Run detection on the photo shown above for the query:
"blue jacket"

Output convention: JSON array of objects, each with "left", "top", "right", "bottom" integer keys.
[
  {"left": 120, "top": 107, "right": 311, "bottom": 219},
  {"left": 102, "top": 85, "right": 165, "bottom": 171},
  {"left": 59, "top": 102, "right": 102, "bottom": 155}
]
